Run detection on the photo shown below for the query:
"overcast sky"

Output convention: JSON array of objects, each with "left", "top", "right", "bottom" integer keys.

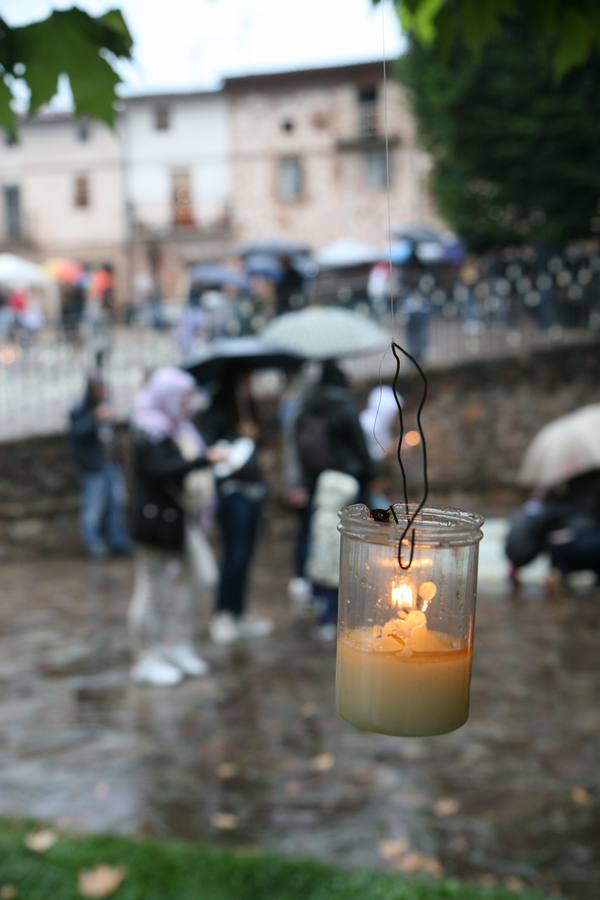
[{"left": 6, "top": 0, "right": 404, "bottom": 94}]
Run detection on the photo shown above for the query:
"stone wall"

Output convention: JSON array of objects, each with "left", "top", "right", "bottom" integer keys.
[
  {"left": 389, "top": 337, "right": 600, "bottom": 513},
  {"left": 1, "top": 338, "right": 598, "bottom": 558}
]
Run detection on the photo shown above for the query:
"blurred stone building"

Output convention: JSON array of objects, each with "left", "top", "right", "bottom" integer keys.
[
  {"left": 0, "top": 113, "right": 128, "bottom": 289},
  {"left": 121, "top": 89, "right": 232, "bottom": 300},
  {"left": 225, "top": 61, "right": 438, "bottom": 245},
  {"left": 0, "top": 60, "right": 440, "bottom": 305}
]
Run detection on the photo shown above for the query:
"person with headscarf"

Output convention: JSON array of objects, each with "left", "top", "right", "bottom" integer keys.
[
  {"left": 128, "top": 366, "right": 227, "bottom": 686},
  {"left": 69, "top": 373, "right": 130, "bottom": 559}
]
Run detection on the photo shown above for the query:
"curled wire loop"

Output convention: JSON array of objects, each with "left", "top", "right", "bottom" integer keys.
[{"left": 387, "top": 341, "right": 429, "bottom": 570}]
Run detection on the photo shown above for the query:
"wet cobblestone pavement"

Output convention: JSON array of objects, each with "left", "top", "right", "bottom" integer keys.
[{"left": 1, "top": 524, "right": 599, "bottom": 899}]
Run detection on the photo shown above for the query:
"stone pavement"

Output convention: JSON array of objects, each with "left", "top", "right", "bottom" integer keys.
[{"left": 0, "top": 519, "right": 598, "bottom": 899}]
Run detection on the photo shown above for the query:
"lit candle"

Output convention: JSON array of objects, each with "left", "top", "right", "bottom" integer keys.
[{"left": 336, "top": 579, "right": 473, "bottom": 737}]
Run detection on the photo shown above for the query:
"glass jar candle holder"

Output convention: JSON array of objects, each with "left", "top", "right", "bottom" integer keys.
[{"left": 336, "top": 504, "right": 484, "bottom": 737}]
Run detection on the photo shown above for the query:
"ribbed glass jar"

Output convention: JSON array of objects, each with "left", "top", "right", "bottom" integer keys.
[{"left": 336, "top": 504, "right": 484, "bottom": 737}]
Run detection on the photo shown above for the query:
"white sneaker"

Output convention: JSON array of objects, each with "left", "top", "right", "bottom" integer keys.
[
  {"left": 238, "top": 614, "right": 273, "bottom": 639},
  {"left": 131, "top": 652, "right": 183, "bottom": 686},
  {"left": 163, "top": 643, "right": 209, "bottom": 677},
  {"left": 288, "top": 577, "right": 313, "bottom": 608},
  {"left": 209, "top": 612, "right": 240, "bottom": 645}
]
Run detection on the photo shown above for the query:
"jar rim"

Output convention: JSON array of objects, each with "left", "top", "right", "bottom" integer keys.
[{"left": 338, "top": 503, "right": 484, "bottom": 545}]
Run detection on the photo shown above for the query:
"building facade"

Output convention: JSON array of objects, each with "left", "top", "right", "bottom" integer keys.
[
  {"left": 121, "top": 91, "right": 232, "bottom": 298},
  {"left": 0, "top": 114, "right": 127, "bottom": 287},
  {"left": 0, "top": 61, "right": 440, "bottom": 305},
  {"left": 225, "top": 62, "right": 439, "bottom": 248}
]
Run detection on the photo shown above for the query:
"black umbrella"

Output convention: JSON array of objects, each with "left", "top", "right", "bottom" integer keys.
[{"left": 182, "top": 336, "right": 303, "bottom": 385}]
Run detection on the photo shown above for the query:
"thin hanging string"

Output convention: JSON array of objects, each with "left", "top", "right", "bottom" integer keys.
[
  {"left": 389, "top": 342, "right": 429, "bottom": 569},
  {"left": 380, "top": 2, "right": 397, "bottom": 332},
  {"left": 370, "top": 1, "right": 397, "bottom": 459},
  {"left": 375, "top": 0, "right": 429, "bottom": 571}
]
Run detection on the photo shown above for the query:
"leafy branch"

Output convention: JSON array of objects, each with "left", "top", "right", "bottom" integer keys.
[
  {"left": 0, "top": 6, "right": 133, "bottom": 135},
  {"left": 377, "top": 0, "right": 600, "bottom": 78}
]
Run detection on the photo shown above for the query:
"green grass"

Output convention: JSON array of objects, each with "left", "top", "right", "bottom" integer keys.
[{"left": 0, "top": 819, "right": 551, "bottom": 900}]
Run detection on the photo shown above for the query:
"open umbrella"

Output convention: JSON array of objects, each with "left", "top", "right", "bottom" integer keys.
[
  {"left": 519, "top": 404, "right": 600, "bottom": 489},
  {"left": 189, "top": 263, "right": 249, "bottom": 291},
  {"left": 260, "top": 307, "right": 391, "bottom": 360},
  {"left": 0, "top": 254, "right": 52, "bottom": 288},
  {"left": 44, "top": 257, "right": 84, "bottom": 285},
  {"left": 315, "top": 238, "right": 381, "bottom": 269},
  {"left": 182, "top": 336, "right": 303, "bottom": 385},
  {"left": 244, "top": 253, "right": 283, "bottom": 281},
  {"left": 391, "top": 225, "right": 465, "bottom": 265},
  {"left": 236, "top": 239, "right": 310, "bottom": 258}
]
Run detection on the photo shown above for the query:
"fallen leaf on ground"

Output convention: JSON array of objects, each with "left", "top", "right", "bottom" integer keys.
[
  {"left": 24, "top": 830, "right": 57, "bottom": 853},
  {"left": 433, "top": 797, "right": 460, "bottom": 817},
  {"left": 284, "top": 779, "right": 304, "bottom": 798},
  {"left": 393, "top": 852, "right": 443, "bottom": 876},
  {"left": 504, "top": 876, "right": 527, "bottom": 891},
  {"left": 210, "top": 812, "right": 239, "bottom": 830},
  {"left": 77, "top": 864, "right": 125, "bottom": 898},
  {"left": 377, "top": 838, "right": 409, "bottom": 860},
  {"left": 0, "top": 886, "right": 17, "bottom": 899},
  {"left": 301, "top": 702, "right": 318, "bottom": 718},
  {"left": 476, "top": 873, "right": 497, "bottom": 887},
  {"left": 311, "top": 753, "right": 335, "bottom": 771},
  {"left": 94, "top": 782, "right": 111, "bottom": 799},
  {"left": 215, "top": 762, "right": 239, "bottom": 780},
  {"left": 571, "top": 785, "right": 593, "bottom": 807}
]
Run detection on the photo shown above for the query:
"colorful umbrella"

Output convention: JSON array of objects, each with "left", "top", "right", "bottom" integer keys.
[{"left": 43, "top": 258, "right": 84, "bottom": 285}]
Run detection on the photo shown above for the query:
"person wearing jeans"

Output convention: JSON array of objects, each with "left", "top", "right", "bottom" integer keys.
[
  {"left": 200, "top": 372, "right": 272, "bottom": 645},
  {"left": 69, "top": 374, "right": 130, "bottom": 558},
  {"left": 216, "top": 484, "right": 263, "bottom": 617},
  {"left": 80, "top": 460, "right": 129, "bottom": 555}
]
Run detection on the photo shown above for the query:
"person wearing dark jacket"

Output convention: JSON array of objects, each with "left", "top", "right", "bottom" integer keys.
[
  {"left": 275, "top": 255, "right": 304, "bottom": 316},
  {"left": 505, "top": 470, "right": 600, "bottom": 584},
  {"left": 128, "top": 366, "right": 227, "bottom": 686},
  {"left": 199, "top": 371, "right": 273, "bottom": 644},
  {"left": 69, "top": 375, "right": 130, "bottom": 558},
  {"left": 291, "top": 361, "right": 374, "bottom": 638}
]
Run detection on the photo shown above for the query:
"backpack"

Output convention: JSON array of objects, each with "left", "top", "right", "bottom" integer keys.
[{"left": 295, "top": 408, "right": 335, "bottom": 479}]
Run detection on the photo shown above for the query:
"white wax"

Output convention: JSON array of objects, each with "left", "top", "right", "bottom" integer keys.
[{"left": 336, "top": 625, "right": 472, "bottom": 737}]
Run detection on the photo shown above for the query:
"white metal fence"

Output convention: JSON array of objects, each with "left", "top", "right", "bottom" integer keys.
[{"left": 0, "top": 314, "right": 596, "bottom": 443}]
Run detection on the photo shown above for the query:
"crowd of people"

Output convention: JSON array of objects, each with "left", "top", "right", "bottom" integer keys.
[
  {"left": 68, "top": 346, "right": 600, "bottom": 688},
  {"left": 68, "top": 359, "right": 399, "bottom": 686}
]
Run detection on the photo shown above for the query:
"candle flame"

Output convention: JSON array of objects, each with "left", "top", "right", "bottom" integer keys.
[
  {"left": 391, "top": 580, "right": 437, "bottom": 613},
  {"left": 391, "top": 583, "right": 414, "bottom": 610}
]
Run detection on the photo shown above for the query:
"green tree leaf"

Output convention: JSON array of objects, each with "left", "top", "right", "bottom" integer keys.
[
  {"left": 389, "top": 0, "right": 600, "bottom": 77},
  {"left": 413, "top": 0, "right": 446, "bottom": 46},
  {"left": 553, "top": 10, "right": 593, "bottom": 79},
  {"left": 0, "top": 7, "right": 132, "bottom": 131},
  {"left": 0, "top": 77, "right": 16, "bottom": 134}
]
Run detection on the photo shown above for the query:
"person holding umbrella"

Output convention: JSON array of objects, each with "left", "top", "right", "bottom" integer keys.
[
  {"left": 199, "top": 368, "right": 274, "bottom": 645},
  {"left": 182, "top": 336, "right": 303, "bottom": 643}
]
